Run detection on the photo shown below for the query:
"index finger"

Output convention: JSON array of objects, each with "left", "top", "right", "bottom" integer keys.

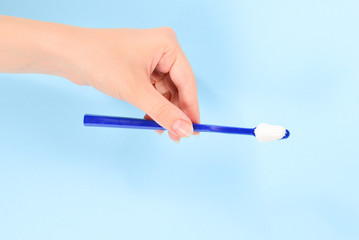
[{"left": 169, "top": 48, "right": 200, "bottom": 125}]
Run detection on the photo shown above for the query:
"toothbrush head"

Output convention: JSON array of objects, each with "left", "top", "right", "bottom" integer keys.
[{"left": 254, "top": 123, "right": 290, "bottom": 142}]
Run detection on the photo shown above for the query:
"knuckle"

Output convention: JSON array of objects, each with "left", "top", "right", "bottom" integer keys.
[
  {"left": 157, "top": 27, "right": 178, "bottom": 45},
  {"left": 160, "top": 26, "right": 176, "bottom": 37}
]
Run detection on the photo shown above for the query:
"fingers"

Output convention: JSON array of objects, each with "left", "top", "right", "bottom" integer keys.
[
  {"left": 164, "top": 71, "right": 200, "bottom": 136},
  {"left": 133, "top": 85, "right": 193, "bottom": 139},
  {"left": 144, "top": 113, "right": 181, "bottom": 142},
  {"left": 134, "top": 27, "right": 200, "bottom": 141},
  {"left": 168, "top": 49, "right": 200, "bottom": 125},
  {"left": 155, "top": 40, "right": 200, "bottom": 130},
  {"left": 147, "top": 74, "right": 183, "bottom": 141},
  {"left": 144, "top": 114, "right": 164, "bottom": 135},
  {"left": 168, "top": 131, "right": 181, "bottom": 143},
  {"left": 150, "top": 69, "right": 165, "bottom": 82}
]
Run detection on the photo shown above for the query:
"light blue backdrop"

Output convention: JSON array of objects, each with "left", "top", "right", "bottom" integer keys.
[{"left": 0, "top": 0, "right": 358, "bottom": 239}]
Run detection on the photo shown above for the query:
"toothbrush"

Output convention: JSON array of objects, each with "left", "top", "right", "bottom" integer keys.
[{"left": 83, "top": 114, "right": 290, "bottom": 142}]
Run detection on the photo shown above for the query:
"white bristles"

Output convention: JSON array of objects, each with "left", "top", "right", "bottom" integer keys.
[{"left": 254, "top": 123, "right": 286, "bottom": 142}]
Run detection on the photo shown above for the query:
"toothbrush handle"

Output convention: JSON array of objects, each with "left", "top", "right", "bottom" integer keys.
[
  {"left": 83, "top": 114, "right": 255, "bottom": 136},
  {"left": 84, "top": 115, "right": 165, "bottom": 130}
]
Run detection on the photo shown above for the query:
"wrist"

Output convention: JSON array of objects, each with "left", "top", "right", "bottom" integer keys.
[{"left": 25, "top": 20, "right": 86, "bottom": 82}]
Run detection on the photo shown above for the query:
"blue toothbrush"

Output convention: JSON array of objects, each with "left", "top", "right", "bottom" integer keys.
[{"left": 83, "top": 114, "right": 290, "bottom": 142}]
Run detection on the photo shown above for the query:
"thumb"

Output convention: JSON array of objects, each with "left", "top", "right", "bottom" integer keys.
[{"left": 132, "top": 86, "right": 193, "bottom": 138}]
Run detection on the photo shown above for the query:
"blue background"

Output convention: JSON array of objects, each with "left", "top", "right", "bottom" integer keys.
[{"left": 1, "top": 0, "right": 358, "bottom": 239}]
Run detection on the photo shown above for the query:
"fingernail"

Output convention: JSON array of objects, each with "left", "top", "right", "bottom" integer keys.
[
  {"left": 172, "top": 119, "right": 193, "bottom": 137},
  {"left": 174, "top": 139, "right": 180, "bottom": 144},
  {"left": 193, "top": 132, "right": 200, "bottom": 137},
  {"left": 156, "top": 130, "right": 163, "bottom": 135}
]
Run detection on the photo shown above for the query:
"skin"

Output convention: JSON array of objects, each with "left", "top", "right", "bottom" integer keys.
[{"left": 0, "top": 15, "right": 200, "bottom": 143}]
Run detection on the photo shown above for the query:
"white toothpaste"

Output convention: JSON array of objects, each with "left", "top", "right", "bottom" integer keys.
[{"left": 254, "top": 123, "right": 287, "bottom": 142}]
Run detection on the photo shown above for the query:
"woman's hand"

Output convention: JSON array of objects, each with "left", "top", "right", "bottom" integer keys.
[
  {"left": 0, "top": 16, "right": 200, "bottom": 142},
  {"left": 65, "top": 27, "right": 200, "bottom": 142}
]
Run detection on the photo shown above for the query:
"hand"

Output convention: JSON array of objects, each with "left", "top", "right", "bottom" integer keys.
[
  {"left": 62, "top": 27, "right": 200, "bottom": 142},
  {"left": 0, "top": 16, "right": 200, "bottom": 142}
]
